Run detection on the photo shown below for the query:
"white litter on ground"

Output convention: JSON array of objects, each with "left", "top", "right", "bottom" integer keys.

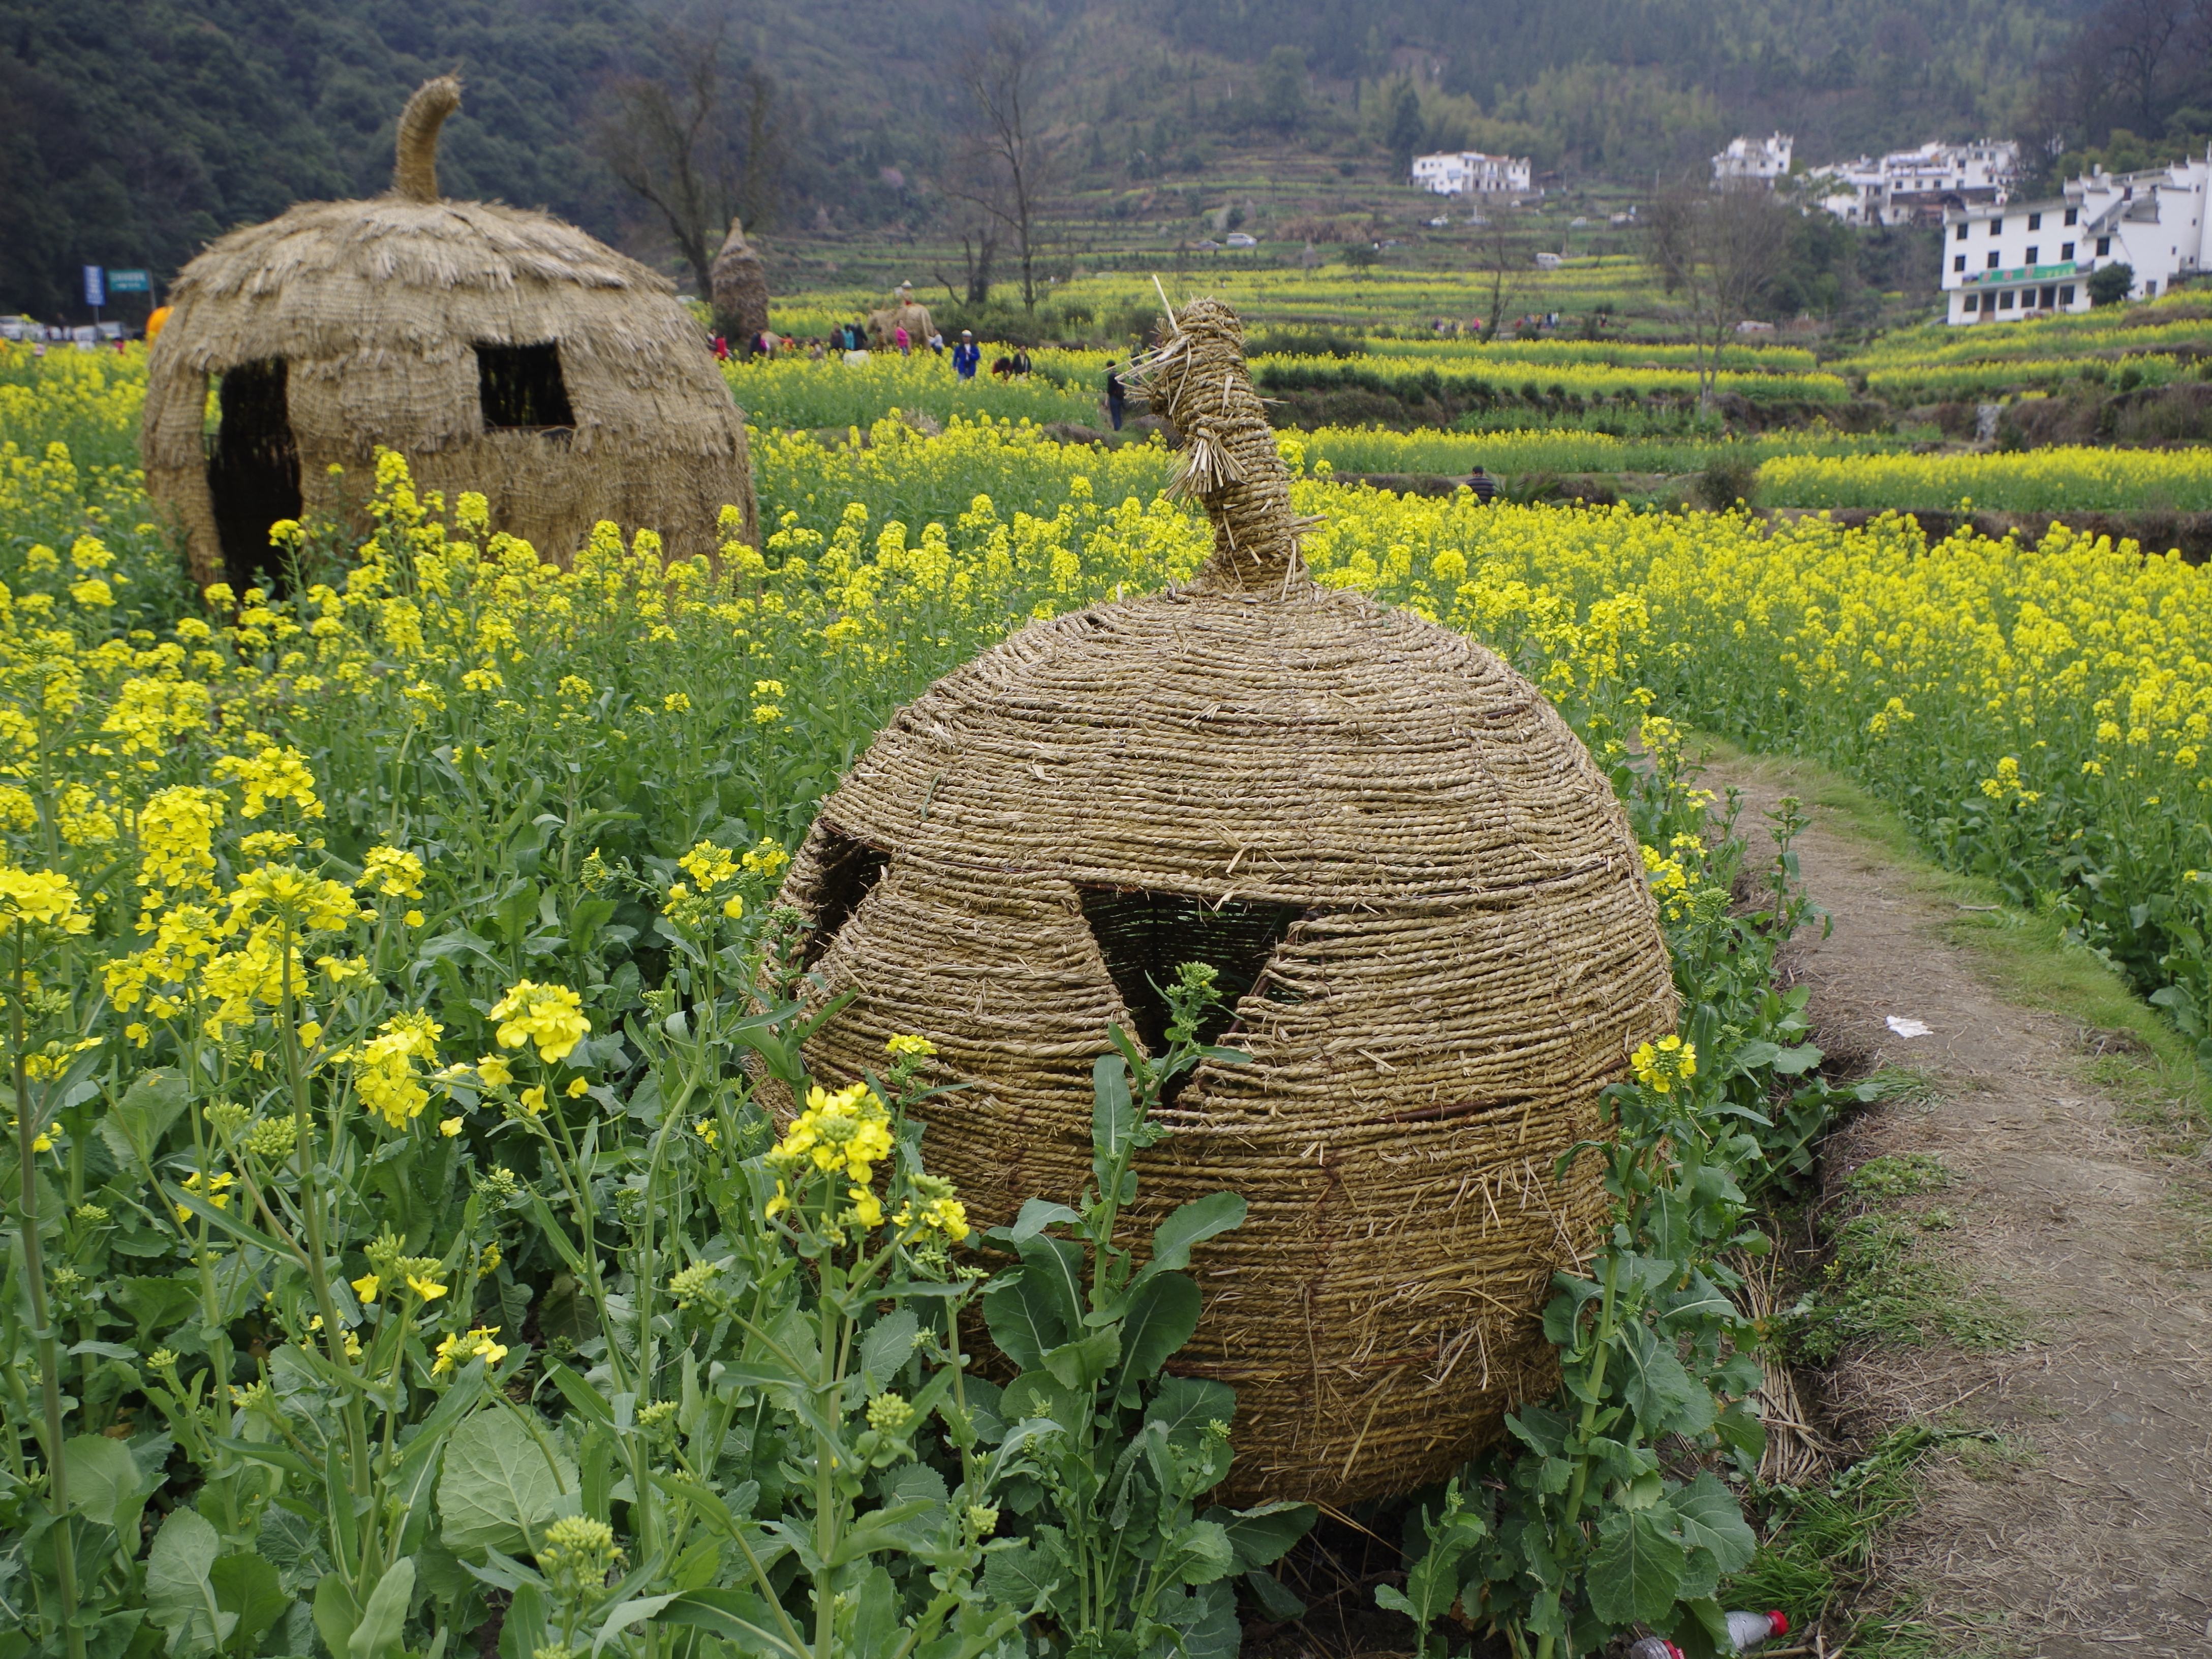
[{"left": 1886, "top": 1016, "right": 1933, "bottom": 1038}]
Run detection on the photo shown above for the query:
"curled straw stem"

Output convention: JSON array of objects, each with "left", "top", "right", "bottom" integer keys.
[
  {"left": 391, "top": 75, "right": 464, "bottom": 203},
  {"left": 1126, "top": 295, "right": 1321, "bottom": 594}
]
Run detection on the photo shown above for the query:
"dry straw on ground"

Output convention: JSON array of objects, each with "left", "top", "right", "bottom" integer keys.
[
  {"left": 775, "top": 295, "right": 1675, "bottom": 1504},
  {"left": 143, "top": 74, "right": 755, "bottom": 587}
]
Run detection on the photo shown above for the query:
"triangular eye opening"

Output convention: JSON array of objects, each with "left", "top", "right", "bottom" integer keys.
[
  {"left": 1076, "top": 886, "right": 1305, "bottom": 1086},
  {"left": 798, "top": 824, "right": 890, "bottom": 968}
]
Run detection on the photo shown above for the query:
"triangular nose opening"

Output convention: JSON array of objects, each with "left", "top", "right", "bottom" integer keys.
[{"left": 1076, "top": 886, "right": 1304, "bottom": 1068}]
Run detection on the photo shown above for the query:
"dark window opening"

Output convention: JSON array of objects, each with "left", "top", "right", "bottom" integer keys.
[
  {"left": 798, "top": 824, "right": 889, "bottom": 967},
  {"left": 206, "top": 358, "right": 301, "bottom": 593},
  {"left": 477, "top": 342, "right": 574, "bottom": 429},
  {"left": 1077, "top": 886, "right": 1304, "bottom": 1067}
]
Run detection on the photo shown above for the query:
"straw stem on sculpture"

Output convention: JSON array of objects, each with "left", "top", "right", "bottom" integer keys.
[
  {"left": 391, "top": 75, "right": 463, "bottom": 203},
  {"left": 1126, "top": 294, "right": 1323, "bottom": 594}
]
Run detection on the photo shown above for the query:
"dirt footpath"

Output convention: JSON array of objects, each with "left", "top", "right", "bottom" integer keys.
[{"left": 1709, "top": 753, "right": 2212, "bottom": 1658}]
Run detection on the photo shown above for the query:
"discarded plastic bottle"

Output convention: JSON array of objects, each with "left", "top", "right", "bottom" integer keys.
[
  {"left": 1728, "top": 1610, "right": 1790, "bottom": 1651},
  {"left": 1624, "top": 1611, "right": 1789, "bottom": 1659}
]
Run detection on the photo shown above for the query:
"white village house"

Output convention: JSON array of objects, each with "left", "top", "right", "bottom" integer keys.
[
  {"left": 1811, "top": 139, "right": 2019, "bottom": 226},
  {"left": 1711, "top": 133, "right": 1792, "bottom": 188},
  {"left": 1410, "top": 150, "right": 1532, "bottom": 196},
  {"left": 1943, "top": 149, "right": 2212, "bottom": 323}
]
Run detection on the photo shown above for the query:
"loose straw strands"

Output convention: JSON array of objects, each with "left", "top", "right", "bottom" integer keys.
[{"left": 1125, "top": 295, "right": 1321, "bottom": 592}]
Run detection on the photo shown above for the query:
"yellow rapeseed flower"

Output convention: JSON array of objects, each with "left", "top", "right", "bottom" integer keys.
[
  {"left": 0, "top": 868, "right": 89, "bottom": 934},
  {"left": 488, "top": 980, "right": 590, "bottom": 1063}
]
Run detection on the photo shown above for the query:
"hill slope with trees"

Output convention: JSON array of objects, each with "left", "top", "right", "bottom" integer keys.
[{"left": 11, "top": 0, "right": 2191, "bottom": 320}]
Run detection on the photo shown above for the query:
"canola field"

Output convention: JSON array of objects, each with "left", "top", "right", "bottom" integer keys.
[
  {"left": 1, "top": 327, "right": 2209, "bottom": 1657},
  {"left": 3, "top": 344, "right": 2206, "bottom": 1047},
  {"left": 722, "top": 342, "right": 1840, "bottom": 433},
  {"left": 769, "top": 256, "right": 1674, "bottom": 341},
  {"left": 716, "top": 346, "right": 2212, "bottom": 514},
  {"left": 1830, "top": 290, "right": 2212, "bottom": 400},
  {"left": 1757, "top": 445, "right": 2212, "bottom": 511}
]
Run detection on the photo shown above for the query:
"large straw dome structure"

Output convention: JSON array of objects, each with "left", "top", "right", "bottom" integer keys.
[
  {"left": 143, "top": 76, "right": 756, "bottom": 589},
  {"left": 776, "top": 297, "right": 1676, "bottom": 1504}
]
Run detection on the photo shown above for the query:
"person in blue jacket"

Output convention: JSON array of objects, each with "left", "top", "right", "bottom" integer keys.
[{"left": 952, "top": 329, "right": 981, "bottom": 380}]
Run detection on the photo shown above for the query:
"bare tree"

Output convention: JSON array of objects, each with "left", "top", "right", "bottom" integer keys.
[
  {"left": 1469, "top": 213, "right": 1527, "bottom": 341},
  {"left": 933, "top": 194, "right": 1001, "bottom": 308},
  {"left": 2099, "top": 0, "right": 2189, "bottom": 130},
  {"left": 945, "top": 20, "right": 1055, "bottom": 311},
  {"left": 596, "top": 20, "right": 783, "bottom": 299},
  {"left": 733, "top": 67, "right": 788, "bottom": 232},
  {"left": 2037, "top": 0, "right": 2210, "bottom": 151},
  {"left": 1645, "top": 185, "right": 1788, "bottom": 417}
]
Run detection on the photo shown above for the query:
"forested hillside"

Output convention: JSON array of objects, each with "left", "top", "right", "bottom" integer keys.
[
  {"left": 0, "top": 0, "right": 639, "bottom": 313},
  {"left": 5, "top": 0, "right": 2187, "bottom": 318}
]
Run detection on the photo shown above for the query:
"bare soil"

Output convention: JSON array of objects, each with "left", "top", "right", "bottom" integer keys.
[{"left": 1711, "top": 753, "right": 2212, "bottom": 1657}]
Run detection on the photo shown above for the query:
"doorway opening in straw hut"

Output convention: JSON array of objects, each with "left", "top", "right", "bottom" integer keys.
[
  {"left": 798, "top": 826, "right": 892, "bottom": 968},
  {"left": 476, "top": 342, "right": 575, "bottom": 431},
  {"left": 1076, "top": 887, "right": 1305, "bottom": 1065},
  {"left": 206, "top": 358, "right": 301, "bottom": 593}
]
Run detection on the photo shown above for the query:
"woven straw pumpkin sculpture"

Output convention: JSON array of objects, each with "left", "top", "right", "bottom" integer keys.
[
  {"left": 143, "top": 76, "right": 756, "bottom": 590},
  {"left": 777, "top": 298, "right": 1675, "bottom": 1504}
]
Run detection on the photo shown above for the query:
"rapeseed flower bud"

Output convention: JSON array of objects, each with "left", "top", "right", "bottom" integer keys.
[{"left": 431, "top": 1325, "right": 506, "bottom": 1375}]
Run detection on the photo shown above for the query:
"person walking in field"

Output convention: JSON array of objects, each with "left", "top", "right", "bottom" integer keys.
[
  {"left": 1105, "top": 360, "right": 1126, "bottom": 430},
  {"left": 895, "top": 323, "right": 911, "bottom": 355},
  {"left": 953, "top": 329, "right": 980, "bottom": 380},
  {"left": 1466, "top": 465, "right": 1498, "bottom": 504}
]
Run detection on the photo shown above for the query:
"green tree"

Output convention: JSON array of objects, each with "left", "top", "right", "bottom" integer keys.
[
  {"left": 1384, "top": 78, "right": 1424, "bottom": 173},
  {"left": 1260, "top": 45, "right": 1309, "bottom": 129},
  {"left": 2088, "top": 261, "right": 2135, "bottom": 305}
]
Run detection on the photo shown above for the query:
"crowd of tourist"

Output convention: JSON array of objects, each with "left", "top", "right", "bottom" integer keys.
[{"left": 710, "top": 320, "right": 1040, "bottom": 378}]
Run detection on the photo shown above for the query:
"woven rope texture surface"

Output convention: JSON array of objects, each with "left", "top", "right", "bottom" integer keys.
[{"left": 776, "top": 298, "right": 1675, "bottom": 1504}]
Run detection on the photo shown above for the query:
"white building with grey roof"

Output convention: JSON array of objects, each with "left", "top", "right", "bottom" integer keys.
[{"left": 1942, "top": 150, "right": 2212, "bottom": 323}]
